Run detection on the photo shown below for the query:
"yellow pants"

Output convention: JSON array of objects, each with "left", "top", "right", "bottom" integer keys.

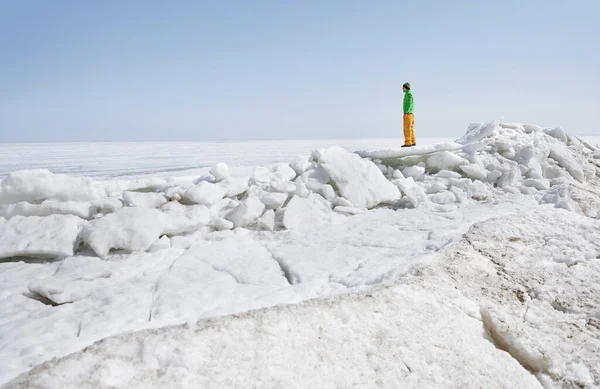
[{"left": 403, "top": 114, "right": 416, "bottom": 145}]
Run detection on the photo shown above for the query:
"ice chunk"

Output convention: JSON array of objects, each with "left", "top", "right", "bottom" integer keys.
[
  {"left": 184, "top": 181, "right": 228, "bottom": 206},
  {"left": 123, "top": 191, "right": 167, "bottom": 208},
  {"left": 456, "top": 121, "right": 499, "bottom": 144},
  {"left": 333, "top": 206, "right": 365, "bottom": 215},
  {"left": 0, "top": 215, "right": 83, "bottom": 259},
  {"left": 392, "top": 177, "right": 427, "bottom": 207},
  {"left": 460, "top": 164, "right": 488, "bottom": 181},
  {"left": 333, "top": 197, "right": 353, "bottom": 207},
  {"left": 251, "top": 164, "right": 297, "bottom": 187},
  {"left": 461, "top": 141, "right": 486, "bottom": 155},
  {"left": 161, "top": 202, "right": 210, "bottom": 235},
  {"left": 148, "top": 236, "right": 171, "bottom": 252},
  {"left": 210, "top": 216, "right": 234, "bottom": 231},
  {"left": 402, "top": 166, "right": 425, "bottom": 181},
  {"left": 429, "top": 191, "right": 457, "bottom": 205},
  {"left": 320, "top": 184, "right": 336, "bottom": 202},
  {"left": 283, "top": 194, "right": 332, "bottom": 230},
  {"left": 425, "top": 182, "right": 447, "bottom": 194},
  {"left": 0, "top": 198, "right": 122, "bottom": 220},
  {"left": 83, "top": 207, "right": 167, "bottom": 257},
  {"left": 523, "top": 179, "right": 550, "bottom": 191},
  {"left": 427, "top": 151, "right": 469, "bottom": 173},
  {"left": 544, "top": 127, "right": 568, "bottom": 143},
  {"left": 258, "top": 209, "right": 275, "bottom": 231},
  {"left": 320, "top": 146, "right": 400, "bottom": 209},
  {"left": 392, "top": 169, "right": 404, "bottom": 179},
  {"left": 290, "top": 157, "right": 312, "bottom": 175},
  {"left": 299, "top": 165, "right": 330, "bottom": 193},
  {"left": 0, "top": 169, "right": 105, "bottom": 205},
  {"left": 210, "top": 163, "right": 229, "bottom": 182},
  {"left": 170, "top": 235, "right": 194, "bottom": 250},
  {"left": 256, "top": 191, "right": 288, "bottom": 210},
  {"left": 523, "top": 124, "right": 543, "bottom": 133},
  {"left": 220, "top": 178, "right": 249, "bottom": 198},
  {"left": 292, "top": 181, "right": 310, "bottom": 198},
  {"left": 436, "top": 170, "right": 462, "bottom": 179},
  {"left": 548, "top": 144, "right": 585, "bottom": 182},
  {"left": 270, "top": 181, "right": 296, "bottom": 193},
  {"left": 225, "top": 196, "right": 265, "bottom": 228}
]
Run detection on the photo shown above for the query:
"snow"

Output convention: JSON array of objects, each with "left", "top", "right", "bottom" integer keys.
[
  {"left": 426, "top": 151, "right": 469, "bottom": 172},
  {"left": 225, "top": 196, "right": 266, "bottom": 228},
  {"left": 0, "top": 169, "right": 105, "bottom": 205},
  {"left": 209, "top": 162, "right": 229, "bottom": 182},
  {"left": 82, "top": 207, "right": 167, "bottom": 257},
  {"left": 402, "top": 165, "right": 425, "bottom": 181},
  {"left": 183, "top": 181, "right": 228, "bottom": 206},
  {"left": 319, "top": 146, "right": 401, "bottom": 209},
  {"left": 161, "top": 202, "right": 210, "bottom": 235},
  {"left": 122, "top": 191, "right": 167, "bottom": 208},
  {"left": 282, "top": 194, "right": 334, "bottom": 230},
  {"left": 0, "top": 215, "right": 83, "bottom": 259},
  {"left": 0, "top": 125, "right": 599, "bottom": 388},
  {"left": 0, "top": 198, "right": 122, "bottom": 220}
]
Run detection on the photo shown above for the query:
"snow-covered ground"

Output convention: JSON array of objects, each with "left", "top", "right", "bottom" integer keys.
[{"left": 0, "top": 123, "right": 599, "bottom": 388}]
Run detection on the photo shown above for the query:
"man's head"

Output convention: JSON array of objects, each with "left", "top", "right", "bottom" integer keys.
[{"left": 402, "top": 82, "right": 411, "bottom": 92}]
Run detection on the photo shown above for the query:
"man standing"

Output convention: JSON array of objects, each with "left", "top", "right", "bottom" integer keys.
[{"left": 402, "top": 82, "right": 416, "bottom": 147}]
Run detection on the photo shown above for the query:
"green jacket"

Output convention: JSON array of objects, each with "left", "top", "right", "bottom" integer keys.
[{"left": 403, "top": 90, "right": 414, "bottom": 114}]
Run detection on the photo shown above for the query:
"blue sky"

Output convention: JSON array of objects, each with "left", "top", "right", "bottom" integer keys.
[{"left": 1, "top": 1, "right": 598, "bottom": 142}]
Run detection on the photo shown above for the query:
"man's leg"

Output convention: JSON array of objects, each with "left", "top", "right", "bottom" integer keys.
[
  {"left": 403, "top": 115, "right": 411, "bottom": 146},
  {"left": 410, "top": 114, "right": 416, "bottom": 145}
]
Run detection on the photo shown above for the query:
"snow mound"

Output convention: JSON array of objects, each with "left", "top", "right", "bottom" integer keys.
[
  {"left": 161, "top": 202, "right": 210, "bottom": 235},
  {"left": 0, "top": 215, "right": 84, "bottom": 259},
  {"left": 82, "top": 207, "right": 167, "bottom": 257},
  {"left": 0, "top": 169, "right": 105, "bottom": 205}
]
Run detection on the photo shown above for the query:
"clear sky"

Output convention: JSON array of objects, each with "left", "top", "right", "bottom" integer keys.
[{"left": 1, "top": 0, "right": 598, "bottom": 142}]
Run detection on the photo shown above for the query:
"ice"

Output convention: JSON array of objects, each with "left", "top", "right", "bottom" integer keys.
[
  {"left": 250, "top": 163, "right": 297, "bottom": 188},
  {"left": 0, "top": 215, "right": 83, "bottom": 259},
  {"left": 1, "top": 121, "right": 600, "bottom": 388},
  {"left": 459, "top": 163, "right": 488, "bottom": 181},
  {"left": 255, "top": 190, "right": 288, "bottom": 209},
  {"left": 0, "top": 169, "right": 105, "bottom": 205},
  {"left": 83, "top": 207, "right": 167, "bottom": 257},
  {"left": 209, "top": 163, "right": 229, "bottom": 182},
  {"left": 357, "top": 142, "right": 463, "bottom": 160},
  {"left": 298, "top": 165, "right": 330, "bottom": 193},
  {"left": 319, "top": 146, "right": 400, "bottom": 209},
  {"left": 3, "top": 280, "right": 543, "bottom": 389},
  {"left": 225, "top": 196, "right": 266, "bottom": 228},
  {"left": 332, "top": 196, "right": 353, "bottom": 207},
  {"left": 148, "top": 236, "right": 171, "bottom": 252},
  {"left": 183, "top": 181, "right": 228, "bottom": 206},
  {"left": 220, "top": 177, "right": 248, "bottom": 198},
  {"left": 402, "top": 165, "right": 425, "bottom": 181},
  {"left": 160, "top": 202, "right": 210, "bottom": 235},
  {"left": 456, "top": 121, "right": 500, "bottom": 144},
  {"left": 258, "top": 209, "right": 275, "bottom": 231},
  {"left": 429, "top": 191, "right": 457, "bottom": 205},
  {"left": 122, "top": 191, "right": 167, "bottom": 208},
  {"left": 392, "top": 177, "right": 427, "bottom": 208},
  {"left": 0, "top": 198, "right": 122, "bottom": 220},
  {"left": 544, "top": 127, "right": 568, "bottom": 143},
  {"left": 282, "top": 194, "right": 333, "bottom": 230},
  {"left": 548, "top": 143, "right": 585, "bottom": 182},
  {"left": 426, "top": 151, "right": 469, "bottom": 173}
]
